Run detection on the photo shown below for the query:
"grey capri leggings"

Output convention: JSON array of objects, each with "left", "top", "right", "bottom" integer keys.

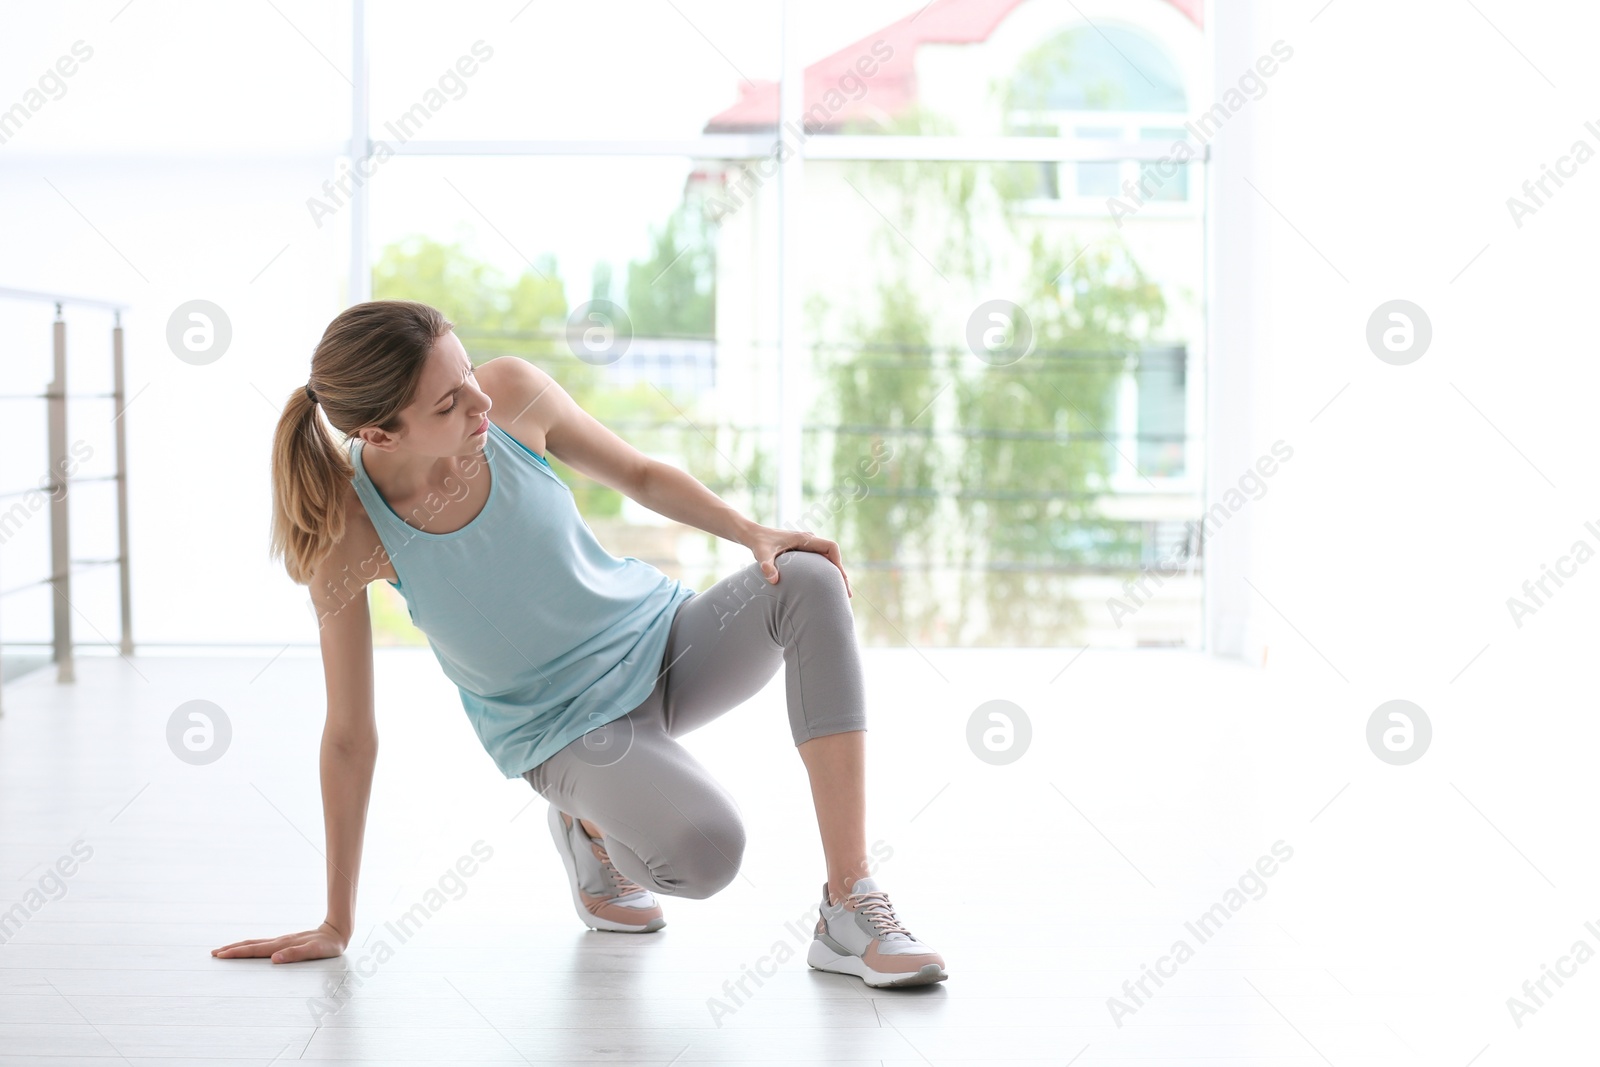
[{"left": 521, "top": 548, "right": 867, "bottom": 900}]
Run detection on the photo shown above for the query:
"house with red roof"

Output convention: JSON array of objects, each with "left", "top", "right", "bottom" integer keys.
[{"left": 700, "top": 0, "right": 1203, "bottom": 135}]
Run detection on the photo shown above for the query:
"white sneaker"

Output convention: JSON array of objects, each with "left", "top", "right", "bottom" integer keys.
[
  {"left": 547, "top": 804, "right": 666, "bottom": 933},
  {"left": 806, "top": 876, "right": 947, "bottom": 988}
]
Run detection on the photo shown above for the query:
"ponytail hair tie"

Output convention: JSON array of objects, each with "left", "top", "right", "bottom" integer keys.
[{"left": 305, "top": 383, "right": 318, "bottom": 404}]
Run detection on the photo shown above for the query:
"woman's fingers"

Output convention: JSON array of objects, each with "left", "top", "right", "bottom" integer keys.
[
  {"left": 213, "top": 941, "right": 282, "bottom": 958},
  {"left": 212, "top": 929, "right": 321, "bottom": 957},
  {"left": 816, "top": 539, "right": 852, "bottom": 597},
  {"left": 212, "top": 937, "right": 282, "bottom": 956},
  {"left": 766, "top": 537, "right": 852, "bottom": 596},
  {"left": 211, "top": 933, "right": 338, "bottom": 963},
  {"left": 271, "top": 941, "right": 316, "bottom": 964}
]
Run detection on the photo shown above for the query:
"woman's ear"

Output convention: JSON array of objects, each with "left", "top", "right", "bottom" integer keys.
[{"left": 356, "top": 426, "right": 400, "bottom": 452}]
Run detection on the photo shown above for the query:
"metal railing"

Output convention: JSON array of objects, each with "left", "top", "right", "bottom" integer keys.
[{"left": 0, "top": 287, "right": 133, "bottom": 715}]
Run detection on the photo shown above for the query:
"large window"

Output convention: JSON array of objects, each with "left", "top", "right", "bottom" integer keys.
[{"left": 357, "top": 0, "right": 1209, "bottom": 648}]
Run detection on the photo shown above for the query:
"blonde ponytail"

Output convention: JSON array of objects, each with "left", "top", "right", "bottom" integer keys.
[{"left": 268, "top": 300, "right": 455, "bottom": 585}]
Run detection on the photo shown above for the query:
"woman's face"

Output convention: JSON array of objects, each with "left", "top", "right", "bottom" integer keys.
[{"left": 375, "top": 330, "right": 493, "bottom": 457}]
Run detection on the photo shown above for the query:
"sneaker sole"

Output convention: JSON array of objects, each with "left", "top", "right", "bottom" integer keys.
[
  {"left": 805, "top": 939, "right": 948, "bottom": 988},
  {"left": 547, "top": 805, "right": 666, "bottom": 934}
]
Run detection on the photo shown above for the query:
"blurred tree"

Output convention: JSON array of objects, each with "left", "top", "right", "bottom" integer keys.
[
  {"left": 810, "top": 270, "right": 943, "bottom": 646},
  {"left": 372, "top": 235, "right": 565, "bottom": 335},
  {"left": 808, "top": 102, "right": 1169, "bottom": 646},
  {"left": 591, "top": 261, "right": 614, "bottom": 303},
  {"left": 626, "top": 204, "right": 716, "bottom": 338},
  {"left": 625, "top": 199, "right": 771, "bottom": 585},
  {"left": 954, "top": 239, "right": 1164, "bottom": 645}
]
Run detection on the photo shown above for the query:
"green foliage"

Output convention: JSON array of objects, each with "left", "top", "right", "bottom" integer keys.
[
  {"left": 813, "top": 270, "right": 944, "bottom": 645},
  {"left": 952, "top": 239, "right": 1165, "bottom": 644},
  {"left": 626, "top": 205, "right": 715, "bottom": 338},
  {"left": 372, "top": 235, "right": 566, "bottom": 334}
]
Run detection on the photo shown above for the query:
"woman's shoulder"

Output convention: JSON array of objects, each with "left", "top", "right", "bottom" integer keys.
[
  {"left": 477, "top": 357, "right": 552, "bottom": 456},
  {"left": 320, "top": 479, "right": 397, "bottom": 586}
]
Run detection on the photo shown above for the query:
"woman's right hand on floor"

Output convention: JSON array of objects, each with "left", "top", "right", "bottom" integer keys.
[{"left": 212, "top": 920, "right": 349, "bottom": 963}]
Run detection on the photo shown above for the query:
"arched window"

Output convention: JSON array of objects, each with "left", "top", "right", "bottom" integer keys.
[{"left": 1008, "top": 25, "right": 1191, "bottom": 203}]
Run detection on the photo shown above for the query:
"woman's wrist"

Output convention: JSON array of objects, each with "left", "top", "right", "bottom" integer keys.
[{"left": 734, "top": 517, "right": 766, "bottom": 548}]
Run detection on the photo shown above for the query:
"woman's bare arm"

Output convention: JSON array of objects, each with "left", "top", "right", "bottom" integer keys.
[
  {"left": 214, "top": 534, "right": 378, "bottom": 963},
  {"left": 478, "top": 356, "right": 851, "bottom": 593},
  {"left": 479, "top": 356, "right": 758, "bottom": 543},
  {"left": 312, "top": 554, "right": 378, "bottom": 947}
]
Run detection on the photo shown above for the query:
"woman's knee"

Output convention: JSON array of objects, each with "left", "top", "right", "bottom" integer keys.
[
  {"left": 654, "top": 814, "right": 746, "bottom": 899},
  {"left": 773, "top": 549, "right": 846, "bottom": 598}
]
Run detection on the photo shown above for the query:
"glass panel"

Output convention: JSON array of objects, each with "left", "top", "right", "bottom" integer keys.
[
  {"left": 799, "top": 157, "right": 1204, "bottom": 648},
  {"left": 1136, "top": 347, "right": 1187, "bottom": 477},
  {"left": 1138, "top": 126, "right": 1191, "bottom": 201},
  {"left": 1074, "top": 126, "right": 1123, "bottom": 199},
  {"left": 1008, "top": 123, "right": 1060, "bottom": 200},
  {"left": 366, "top": 155, "right": 776, "bottom": 643},
  {"left": 1010, "top": 26, "right": 1188, "bottom": 113}
]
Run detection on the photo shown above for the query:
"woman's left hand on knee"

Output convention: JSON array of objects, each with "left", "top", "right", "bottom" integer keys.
[{"left": 741, "top": 525, "right": 852, "bottom": 598}]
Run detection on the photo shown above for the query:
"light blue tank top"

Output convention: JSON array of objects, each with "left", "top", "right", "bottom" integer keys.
[{"left": 347, "top": 420, "right": 697, "bottom": 778}]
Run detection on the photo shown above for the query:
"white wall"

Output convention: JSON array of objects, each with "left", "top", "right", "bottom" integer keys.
[
  {"left": 1206, "top": 0, "right": 1600, "bottom": 672},
  {"left": 1203, "top": 8, "right": 1600, "bottom": 1055}
]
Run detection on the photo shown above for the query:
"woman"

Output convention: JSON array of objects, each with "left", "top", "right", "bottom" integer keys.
[{"left": 210, "top": 300, "right": 947, "bottom": 989}]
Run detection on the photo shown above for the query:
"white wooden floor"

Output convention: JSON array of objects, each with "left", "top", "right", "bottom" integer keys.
[{"left": 0, "top": 645, "right": 1590, "bottom": 1064}]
